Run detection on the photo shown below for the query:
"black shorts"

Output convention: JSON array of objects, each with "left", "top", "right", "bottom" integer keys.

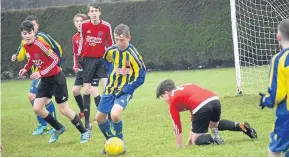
[
  {"left": 74, "top": 70, "right": 99, "bottom": 86},
  {"left": 192, "top": 99, "right": 221, "bottom": 133},
  {"left": 36, "top": 71, "right": 68, "bottom": 104},
  {"left": 82, "top": 57, "right": 107, "bottom": 83}
]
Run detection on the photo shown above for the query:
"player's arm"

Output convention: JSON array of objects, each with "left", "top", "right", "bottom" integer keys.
[
  {"left": 35, "top": 41, "right": 59, "bottom": 76},
  {"left": 23, "top": 53, "right": 33, "bottom": 71},
  {"left": 106, "top": 23, "right": 114, "bottom": 47},
  {"left": 72, "top": 39, "right": 79, "bottom": 70},
  {"left": 261, "top": 55, "right": 286, "bottom": 108},
  {"left": 169, "top": 104, "right": 183, "bottom": 148},
  {"left": 121, "top": 54, "right": 146, "bottom": 95},
  {"left": 77, "top": 24, "right": 84, "bottom": 56},
  {"left": 103, "top": 48, "right": 113, "bottom": 69},
  {"left": 13, "top": 41, "right": 27, "bottom": 62}
]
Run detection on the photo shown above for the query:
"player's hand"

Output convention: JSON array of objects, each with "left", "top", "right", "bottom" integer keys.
[
  {"left": 0, "top": 144, "right": 2, "bottom": 152},
  {"left": 30, "top": 72, "right": 41, "bottom": 80},
  {"left": 259, "top": 93, "right": 265, "bottom": 109},
  {"left": 73, "top": 68, "right": 79, "bottom": 73},
  {"left": 19, "top": 69, "right": 27, "bottom": 78},
  {"left": 187, "top": 136, "right": 193, "bottom": 146},
  {"left": 11, "top": 54, "right": 17, "bottom": 62}
]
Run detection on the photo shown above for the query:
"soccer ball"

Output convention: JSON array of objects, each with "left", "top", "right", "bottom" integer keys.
[{"left": 104, "top": 137, "right": 125, "bottom": 156}]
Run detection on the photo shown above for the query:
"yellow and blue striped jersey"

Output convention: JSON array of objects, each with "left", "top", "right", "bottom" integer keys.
[
  {"left": 262, "top": 47, "right": 289, "bottom": 136},
  {"left": 103, "top": 44, "right": 146, "bottom": 95},
  {"left": 16, "top": 31, "right": 63, "bottom": 73}
]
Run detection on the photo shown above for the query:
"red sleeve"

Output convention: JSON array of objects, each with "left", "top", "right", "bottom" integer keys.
[
  {"left": 23, "top": 52, "right": 33, "bottom": 71},
  {"left": 72, "top": 38, "right": 78, "bottom": 69},
  {"left": 106, "top": 23, "right": 114, "bottom": 47},
  {"left": 34, "top": 40, "right": 59, "bottom": 76},
  {"left": 78, "top": 24, "right": 84, "bottom": 56},
  {"left": 169, "top": 102, "right": 182, "bottom": 135}
]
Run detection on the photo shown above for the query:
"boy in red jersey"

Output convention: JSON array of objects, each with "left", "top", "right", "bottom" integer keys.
[
  {"left": 72, "top": 13, "right": 102, "bottom": 122},
  {"left": 18, "top": 20, "right": 90, "bottom": 144},
  {"left": 77, "top": 3, "right": 114, "bottom": 129},
  {"left": 156, "top": 79, "right": 257, "bottom": 148}
]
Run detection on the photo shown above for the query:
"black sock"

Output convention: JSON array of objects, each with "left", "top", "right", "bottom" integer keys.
[
  {"left": 71, "top": 114, "right": 87, "bottom": 133},
  {"left": 94, "top": 96, "right": 101, "bottom": 108},
  {"left": 44, "top": 114, "right": 63, "bottom": 130},
  {"left": 74, "top": 94, "right": 84, "bottom": 112},
  {"left": 218, "top": 119, "right": 242, "bottom": 131},
  {"left": 83, "top": 94, "right": 91, "bottom": 128},
  {"left": 195, "top": 134, "right": 214, "bottom": 145}
]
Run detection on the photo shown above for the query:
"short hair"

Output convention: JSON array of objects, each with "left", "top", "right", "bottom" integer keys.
[
  {"left": 20, "top": 20, "right": 34, "bottom": 32},
  {"left": 87, "top": 3, "right": 101, "bottom": 12},
  {"left": 278, "top": 18, "right": 289, "bottom": 41},
  {"left": 73, "top": 13, "right": 88, "bottom": 21},
  {"left": 114, "top": 24, "right": 130, "bottom": 37},
  {"left": 25, "top": 15, "right": 38, "bottom": 23},
  {"left": 156, "top": 79, "right": 176, "bottom": 99}
]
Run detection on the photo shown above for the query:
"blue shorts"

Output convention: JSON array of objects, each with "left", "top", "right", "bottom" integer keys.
[
  {"left": 98, "top": 93, "right": 131, "bottom": 114},
  {"left": 29, "top": 79, "right": 41, "bottom": 94},
  {"left": 269, "top": 132, "right": 289, "bottom": 152}
]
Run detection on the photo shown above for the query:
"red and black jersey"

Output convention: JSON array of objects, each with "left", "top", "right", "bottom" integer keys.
[
  {"left": 168, "top": 84, "right": 218, "bottom": 134},
  {"left": 23, "top": 39, "right": 61, "bottom": 77},
  {"left": 78, "top": 20, "right": 114, "bottom": 58}
]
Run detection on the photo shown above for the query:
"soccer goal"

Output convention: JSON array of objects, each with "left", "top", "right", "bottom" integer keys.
[{"left": 230, "top": 0, "right": 289, "bottom": 94}]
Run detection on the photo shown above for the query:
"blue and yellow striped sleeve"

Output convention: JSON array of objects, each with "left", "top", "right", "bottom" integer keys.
[
  {"left": 103, "top": 46, "right": 116, "bottom": 69},
  {"left": 122, "top": 47, "right": 146, "bottom": 95},
  {"left": 16, "top": 40, "right": 27, "bottom": 61},
  {"left": 262, "top": 49, "right": 289, "bottom": 108}
]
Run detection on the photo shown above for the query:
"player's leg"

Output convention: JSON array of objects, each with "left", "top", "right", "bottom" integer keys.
[
  {"left": 268, "top": 132, "right": 289, "bottom": 157},
  {"left": 82, "top": 57, "right": 98, "bottom": 129},
  {"left": 53, "top": 71, "right": 89, "bottom": 143},
  {"left": 208, "top": 99, "right": 224, "bottom": 144},
  {"left": 217, "top": 119, "right": 257, "bottom": 139},
  {"left": 73, "top": 71, "right": 84, "bottom": 118},
  {"left": 95, "top": 94, "right": 115, "bottom": 140},
  {"left": 91, "top": 79, "right": 100, "bottom": 108},
  {"left": 33, "top": 79, "right": 65, "bottom": 143}
]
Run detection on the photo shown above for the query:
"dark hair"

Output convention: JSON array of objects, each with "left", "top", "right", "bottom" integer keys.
[
  {"left": 156, "top": 79, "right": 176, "bottom": 99},
  {"left": 25, "top": 15, "right": 38, "bottom": 23},
  {"left": 114, "top": 24, "right": 130, "bottom": 37},
  {"left": 87, "top": 3, "right": 101, "bottom": 12},
  {"left": 279, "top": 18, "right": 289, "bottom": 41},
  {"left": 73, "top": 13, "right": 88, "bottom": 21},
  {"left": 20, "top": 20, "right": 34, "bottom": 32}
]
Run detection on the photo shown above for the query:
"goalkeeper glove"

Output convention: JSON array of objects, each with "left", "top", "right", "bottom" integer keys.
[{"left": 259, "top": 93, "right": 265, "bottom": 109}]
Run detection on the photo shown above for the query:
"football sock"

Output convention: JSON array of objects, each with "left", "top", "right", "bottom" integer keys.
[
  {"left": 195, "top": 134, "right": 214, "bottom": 145},
  {"left": 30, "top": 99, "right": 47, "bottom": 126},
  {"left": 43, "top": 114, "right": 63, "bottom": 130},
  {"left": 74, "top": 94, "right": 84, "bottom": 112},
  {"left": 285, "top": 151, "right": 289, "bottom": 157},
  {"left": 218, "top": 119, "right": 242, "bottom": 131},
  {"left": 113, "top": 120, "right": 123, "bottom": 139},
  {"left": 98, "top": 119, "right": 115, "bottom": 140},
  {"left": 45, "top": 101, "right": 57, "bottom": 119},
  {"left": 94, "top": 96, "right": 101, "bottom": 108},
  {"left": 83, "top": 94, "right": 91, "bottom": 128},
  {"left": 71, "top": 114, "right": 87, "bottom": 133}
]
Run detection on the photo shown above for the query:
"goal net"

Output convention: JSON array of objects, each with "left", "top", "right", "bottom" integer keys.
[{"left": 230, "top": 0, "right": 289, "bottom": 94}]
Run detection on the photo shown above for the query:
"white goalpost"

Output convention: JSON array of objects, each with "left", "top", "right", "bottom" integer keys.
[{"left": 230, "top": 0, "right": 289, "bottom": 94}]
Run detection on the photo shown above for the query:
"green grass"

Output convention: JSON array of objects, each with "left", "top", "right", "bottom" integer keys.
[{"left": 1, "top": 68, "right": 275, "bottom": 156}]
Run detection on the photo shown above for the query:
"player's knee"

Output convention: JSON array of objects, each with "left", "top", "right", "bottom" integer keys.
[
  {"left": 83, "top": 84, "right": 91, "bottom": 95},
  {"left": 95, "top": 112, "right": 106, "bottom": 123},
  {"left": 33, "top": 104, "right": 42, "bottom": 115},
  {"left": 28, "top": 93, "right": 36, "bottom": 101},
  {"left": 72, "top": 87, "right": 81, "bottom": 96},
  {"left": 195, "top": 134, "right": 214, "bottom": 146},
  {"left": 110, "top": 111, "right": 121, "bottom": 122}
]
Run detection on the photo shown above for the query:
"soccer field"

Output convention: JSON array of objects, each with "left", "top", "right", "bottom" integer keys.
[{"left": 1, "top": 68, "right": 275, "bottom": 157}]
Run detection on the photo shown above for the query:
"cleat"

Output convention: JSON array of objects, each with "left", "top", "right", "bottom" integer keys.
[
  {"left": 213, "top": 137, "right": 225, "bottom": 145},
  {"left": 79, "top": 112, "right": 84, "bottom": 119},
  {"left": 101, "top": 148, "right": 107, "bottom": 155},
  {"left": 85, "top": 123, "right": 92, "bottom": 131},
  {"left": 48, "top": 126, "right": 66, "bottom": 144},
  {"left": 32, "top": 124, "right": 48, "bottom": 136},
  {"left": 80, "top": 130, "right": 90, "bottom": 143},
  {"left": 240, "top": 122, "right": 258, "bottom": 139},
  {"left": 46, "top": 128, "right": 54, "bottom": 135}
]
